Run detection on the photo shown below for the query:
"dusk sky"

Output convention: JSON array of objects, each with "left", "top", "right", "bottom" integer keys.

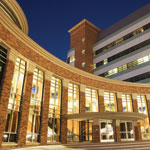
[{"left": 17, "top": 0, "right": 150, "bottom": 62}]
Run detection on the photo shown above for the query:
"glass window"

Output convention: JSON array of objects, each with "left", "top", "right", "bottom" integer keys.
[
  {"left": 85, "top": 88, "right": 98, "bottom": 112},
  {"left": 0, "top": 45, "right": 7, "bottom": 87},
  {"left": 26, "top": 68, "right": 44, "bottom": 142},
  {"left": 67, "top": 120, "right": 79, "bottom": 142},
  {"left": 103, "top": 58, "right": 108, "bottom": 65},
  {"left": 47, "top": 76, "right": 61, "bottom": 142},
  {"left": 122, "top": 94, "right": 132, "bottom": 112},
  {"left": 82, "top": 62, "right": 86, "bottom": 67},
  {"left": 104, "top": 92, "right": 117, "bottom": 112},
  {"left": 3, "top": 58, "right": 26, "bottom": 142},
  {"left": 137, "top": 95, "right": 147, "bottom": 114},
  {"left": 137, "top": 95, "right": 150, "bottom": 135},
  {"left": 68, "top": 83, "right": 79, "bottom": 114},
  {"left": 82, "top": 37, "right": 85, "bottom": 42},
  {"left": 81, "top": 49, "right": 86, "bottom": 54},
  {"left": 70, "top": 56, "right": 75, "bottom": 63}
]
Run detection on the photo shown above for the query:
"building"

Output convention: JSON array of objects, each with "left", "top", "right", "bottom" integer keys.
[
  {"left": 67, "top": 4, "right": 150, "bottom": 83},
  {"left": 0, "top": 0, "right": 150, "bottom": 148}
]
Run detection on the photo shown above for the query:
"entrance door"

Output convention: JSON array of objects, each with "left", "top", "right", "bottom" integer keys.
[
  {"left": 100, "top": 120, "right": 114, "bottom": 142},
  {"left": 120, "top": 121, "right": 134, "bottom": 141}
]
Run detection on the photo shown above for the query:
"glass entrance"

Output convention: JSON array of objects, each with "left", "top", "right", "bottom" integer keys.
[
  {"left": 100, "top": 120, "right": 114, "bottom": 142},
  {"left": 120, "top": 121, "right": 134, "bottom": 141}
]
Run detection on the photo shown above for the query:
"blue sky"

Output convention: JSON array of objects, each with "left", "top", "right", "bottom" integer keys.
[{"left": 17, "top": 0, "right": 150, "bottom": 62}]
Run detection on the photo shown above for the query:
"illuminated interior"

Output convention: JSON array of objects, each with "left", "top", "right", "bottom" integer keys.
[
  {"left": 104, "top": 92, "right": 117, "bottom": 112},
  {"left": 47, "top": 76, "right": 61, "bottom": 142},
  {"left": 3, "top": 58, "right": 26, "bottom": 142},
  {"left": 26, "top": 68, "right": 44, "bottom": 142}
]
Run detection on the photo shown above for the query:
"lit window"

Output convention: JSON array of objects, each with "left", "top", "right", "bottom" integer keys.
[
  {"left": 68, "top": 83, "right": 79, "bottom": 114},
  {"left": 48, "top": 76, "right": 61, "bottom": 142},
  {"left": 4, "top": 58, "right": 26, "bottom": 142},
  {"left": 122, "top": 94, "right": 132, "bottom": 112},
  {"left": 93, "top": 64, "right": 96, "bottom": 69},
  {"left": 82, "top": 62, "right": 86, "bottom": 67},
  {"left": 103, "top": 58, "right": 108, "bottom": 65},
  {"left": 27, "top": 68, "right": 44, "bottom": 142},
  {"left": 108, "top": 68, "right": 118, "bottom": 76},
  {"left": 67, "top": 83, "right": 79, "bottom": 142},
  {"left": 82, "top": 49, "right": 86, "bottom": 54},
  {"left": 137, "top": 95, "right": 147, "bottom": 114},
  {"left": 104, "top": 92, "right": 117, "bottom": 112},
  {"left": 70, "top": 56, "right": 75, "bottom": 63},
  {"left": 85, "top": 88, "right": 98, "bottom": 112},
  {"left": 137, "top": 95, "right": 150, "bottom": 134},
  {"left": 82, "top": 37, "right": 85, "bottom": 42}
]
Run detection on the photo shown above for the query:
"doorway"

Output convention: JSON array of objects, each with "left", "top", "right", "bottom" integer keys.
[{"left": 120, "top": 121, "right": 134, "bottom": 141}]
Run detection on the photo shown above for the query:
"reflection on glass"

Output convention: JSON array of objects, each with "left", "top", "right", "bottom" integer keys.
[
  {"left": 122, "top": 94, "right": 132, "bottom": 112},
  {"left": 0, "top": 45, "right": 7, "bottom": 87},
  {"left": 67, "top": 120, "right": 79, "bottom": 142},
  {"left": 120, "top": 121, "right": 134, "bottom": 141},
  {"left": 3, "top": 58, "right": 26, "bottom": 142},
  {"left": 104, "top": 92, "right": 116, "bottom": 112},
  {"left": 26, "top": 68, "right": 44, "bottom": 142},
  {"left": 100, "top": 120, "right": 114, "bottom": 142},
  {"left": 85, "top": 88, "right": 98, "bottom": 112},
  {"left": 47, "top": 76, "right": 61, "bottom": 142},
  {"left": 137, "top": 95, "right": 150, "bottom": 139},
  {"left": 80, "top": 120, "right": 93, "bottom": 141},
  {"left": 68, "top": 83, "right": 79, "bottom": 114}
]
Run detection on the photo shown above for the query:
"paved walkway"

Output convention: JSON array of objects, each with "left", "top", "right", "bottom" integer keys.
[
  {"left": 3, "top": 145, "right": 78, "bottom": 150},
  {"left": 3, "top": 141, "right": 150, "bottom": 150}
]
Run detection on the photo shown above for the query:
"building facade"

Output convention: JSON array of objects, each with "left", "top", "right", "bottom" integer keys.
[
  {"left": 67, "top": 4, "right": 150, "bottom": 83},
  {"left": 1, "top": 0, "right": 150, "bottom": 148}
]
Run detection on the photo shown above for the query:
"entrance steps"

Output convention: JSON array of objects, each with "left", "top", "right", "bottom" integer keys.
[{"left": 66, "top": 141, "right": 150, "bottom": 150}]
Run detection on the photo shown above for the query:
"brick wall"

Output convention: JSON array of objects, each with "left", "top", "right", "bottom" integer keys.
[
  {"left": 0, "top": 23, "right": 150, "bottom": 94},
  {"left": 40, "top": 80, "right": 50, "bottom": 145},
  {"left": 117, "top": 98, "right": 123, "bottom": 112},
  {"left": 61, "top": 86, "right": 68, "bottom": 144},
  {"left": 17, "top": 71, "right": 33, "bottom": 147},
  {"left": 92, "top": 125, "right": 100, "bottom": 143},
  {"left": 80, "top": 91, "right": 85, "bottom": 113},
  {"left": 70, "top": 21, "right": 100, "bottom": 73},
  {"left": 0, "top": 60, "right": 15, "bottom": 147},
  {"left": 99, "top": 96, "right": 104, "bottom": 112},
  {"left": 134, "top": 122, "right": 142, "bottom": 141},
  {"left": 133, "top": 99, "right": 138, "bottom": 113}
]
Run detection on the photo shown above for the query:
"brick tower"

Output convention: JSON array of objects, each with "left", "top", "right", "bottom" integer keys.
[{"left": 68, "top": 19, "right": 101, "bottom": 73}]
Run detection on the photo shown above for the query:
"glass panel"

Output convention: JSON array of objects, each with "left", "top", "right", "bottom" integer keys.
[
  {"left": 100, "top": 120, "right": 114, "bottom": 142},
  {"left": 85, "top": 88, "right": 98, "bottom": 112},
  {"left": 3, "top": 58, "right": 26, "bottom": 143},
  {"left": 122, "top": 94, "right": 132, "bottom": 112},
  {"left": 120, "top": 121, "right": 134, "bottom": 141},
  {"left": 27, "top": 68, "right": 44, "bottom": 142},
  {"left": 68, "top": 83, "right": 79, "bottom": 114},
  {"left": 47, "top": 76, "right": 61, "bottom": 142},
  {"left": 137, "top": 95, "right": 150, "bottom": 138},
  {"left": 104, "top": 92, "right": 116, "bottom": 112}
]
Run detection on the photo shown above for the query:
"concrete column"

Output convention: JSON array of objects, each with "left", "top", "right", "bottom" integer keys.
[
  {"left": 60, "top": 79, "right": 68, "bottom": 144},
  {"left": 92, "top": 119, "right": 100, "bottom": 143},
  {"left": 113, "top": 120, "right": 121, "bottom": 142},
  {"left": 98, "top": 90, "right": 104, "bottom": 112},
  {"left": 0, "top": 60, "right": 15, "bottom": 148},
  {"left": 117, "top": 92, "right": 123, "bottom": 112},
  {"left": 133, "top": 121, "right": 142, "bottom": 141},
  {"left": 40, "top": 72, "right": 51, "bottom": 145},
  {"left": 132, "top": 94, "right": 138, "bottom": 113},
  {"left": 17, "top": 63, "right": 35, "bottom": 147}
]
